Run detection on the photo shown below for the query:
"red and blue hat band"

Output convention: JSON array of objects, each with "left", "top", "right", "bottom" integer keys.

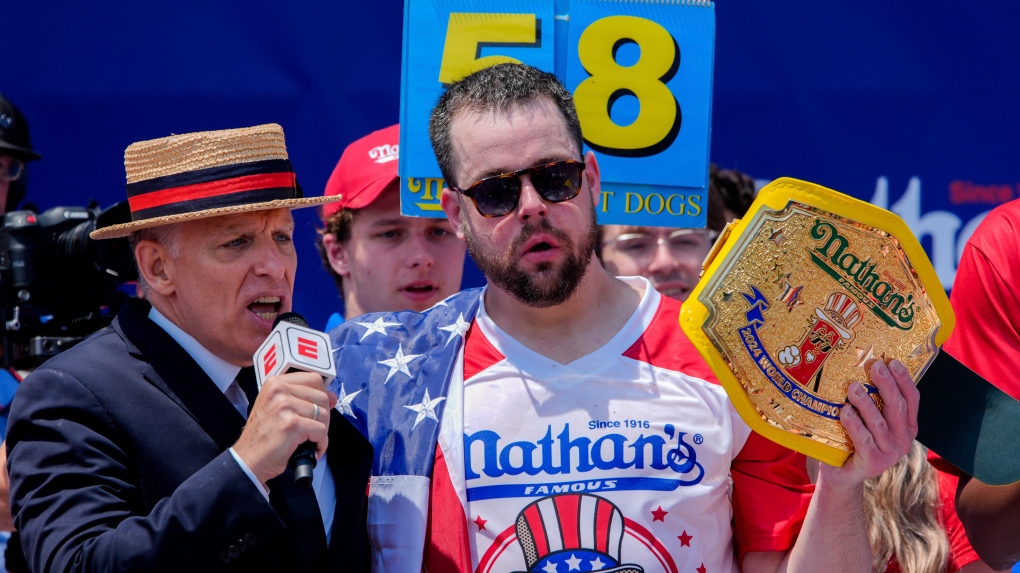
[{"left": 125, "top": 159, "right": 299, "bottom": 220}]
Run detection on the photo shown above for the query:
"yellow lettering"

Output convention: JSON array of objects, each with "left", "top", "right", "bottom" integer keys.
[
  {"left": 600, "top": 191, "right": 615, "bottom": 213},
  {"left": 423, "top": 178, "right": 445, "bottom": 201},
  {"left": 642, "top": 193, "right": 663, "bottom": 215},
  {"left": 687, "top": 194, "right": 703, "bottom": 217},
  {"left": 666, "top": 194, "right": 685, "bottom": 215},
  {"left": 624, "top": 192, "right": 644, "bottom": 214}
]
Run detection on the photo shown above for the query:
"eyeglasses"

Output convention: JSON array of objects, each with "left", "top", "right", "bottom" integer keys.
[
  {"left": 450, "top": 159, "right": 586, "bottom": 218},
  {"left": 603, "top": 228, "right": 719, "bottom": 264},
  {"left": 0, "top": 157, "right": 24, "bottom": 183}
]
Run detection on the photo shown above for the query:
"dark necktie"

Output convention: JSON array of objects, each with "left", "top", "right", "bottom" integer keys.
[
  {"left": 236, "top": 366, "right": 329, "bottom": 570},
  {"left": 236, "top": 366, "right": 259, "bottom": 416}
]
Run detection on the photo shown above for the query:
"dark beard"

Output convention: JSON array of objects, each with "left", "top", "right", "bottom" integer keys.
[{"left": 464, "top": 204, "right": 599, "bottom": 308}]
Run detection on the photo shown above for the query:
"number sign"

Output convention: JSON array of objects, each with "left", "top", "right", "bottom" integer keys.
[{"left": 399, "top": 0, "right": 715, "bottom": 228}]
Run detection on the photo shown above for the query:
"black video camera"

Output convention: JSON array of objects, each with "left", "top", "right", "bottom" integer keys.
[{"left": 0, "top": 202, "right": 136, "bottom": 368}]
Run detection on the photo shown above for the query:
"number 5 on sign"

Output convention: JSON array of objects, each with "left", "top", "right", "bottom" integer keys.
[{"left": 438, "top": 13, "right": 539, "bottom": 84}]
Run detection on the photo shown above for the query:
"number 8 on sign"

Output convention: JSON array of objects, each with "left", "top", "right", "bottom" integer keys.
[{"left": 574, "top": 16, "right": 681, "bottom": 157}]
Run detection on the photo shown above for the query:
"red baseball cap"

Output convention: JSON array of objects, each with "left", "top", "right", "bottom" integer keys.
[{"left": 322, "top": 124, "right": 400, "bottom": 218}]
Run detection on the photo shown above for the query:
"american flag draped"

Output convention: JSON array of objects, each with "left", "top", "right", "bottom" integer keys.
[{"left": 327, "top": 288, "right": 481, "bottom": 572}]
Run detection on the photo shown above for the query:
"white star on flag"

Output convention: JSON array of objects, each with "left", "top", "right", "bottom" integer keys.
[
  {"left": 564, "top": 554, "right": 582, "bottom": 571},
  {"left": 404, "top": 388, "right": 446, "bottom": 430},
  {"left": 334, "top": 383, "right": 362, "bottom": 419},
  {"left": 378, "top": 344, "right": 422, "bottom": 383},
  {"left": 355, "top": 317, "right": 401, "bottom": 341},
  {"left": 541, "top": 560, "right": 559, "bottom": 573},
  {"left": 590, "top": 557, "right": 606, "bottom": 570},
  {"left": 438, "top": 313, "right": 471, "bottom": 345}
]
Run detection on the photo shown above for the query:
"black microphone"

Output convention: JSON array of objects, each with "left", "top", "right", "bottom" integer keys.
[{"left": 252, "top": 312, "right": 337, "bottom": 489}]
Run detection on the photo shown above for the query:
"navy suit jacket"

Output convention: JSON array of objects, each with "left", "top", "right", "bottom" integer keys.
[{"left": 6, "top": 299, "right": 373, "bottom": 572}]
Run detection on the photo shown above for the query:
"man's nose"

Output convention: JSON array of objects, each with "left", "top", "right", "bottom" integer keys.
[
  {"left": 405, "top": 231, "right": 436, "bottom": 269},
  {"left": 646, "top": 240, "right": 679, "bottom": 275},
  {"left": 253, "top": 239, "right": 288, "bottom": 279},
  {"left": 515, "top": 175, "right": 548, "bottom": 222}
]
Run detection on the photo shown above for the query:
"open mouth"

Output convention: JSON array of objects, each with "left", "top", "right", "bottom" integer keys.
[
  {"left": 403, "top": 283, "right": 438, "bottom": 296},
  {"left": 248, "top": 296, "right": 282, "bottom": 321},
  {"left": 527, "top": 241, "right": 554, "bottom": 253}
]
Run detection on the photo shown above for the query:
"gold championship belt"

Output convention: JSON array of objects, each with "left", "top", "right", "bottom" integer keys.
[{"left": 680, "top": 178, "right": 955, "bottom": 466}]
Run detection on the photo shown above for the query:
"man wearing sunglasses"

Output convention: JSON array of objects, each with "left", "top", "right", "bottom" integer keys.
[{"left": 331, "top": 64, "right": 920, "bottom": 573}]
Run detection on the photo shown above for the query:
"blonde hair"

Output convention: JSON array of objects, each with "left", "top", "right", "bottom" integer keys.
[{"left": 863, "top": 441, "right": 950, "bottom": 573}]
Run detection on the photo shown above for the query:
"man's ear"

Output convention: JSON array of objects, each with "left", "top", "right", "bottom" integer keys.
[
  {"left": 322, "top": 233, "right": 352, "bottom": 277},
  {"left": 441, "top": 187, "right": 465, "bottom": 240},
  {"left": 134, "top": 240, "right": 176, "bottom": 296}
]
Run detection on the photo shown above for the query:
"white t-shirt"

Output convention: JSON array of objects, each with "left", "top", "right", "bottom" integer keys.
[{"left": 431, "top": 278, "right": 812, "bottom": 573}]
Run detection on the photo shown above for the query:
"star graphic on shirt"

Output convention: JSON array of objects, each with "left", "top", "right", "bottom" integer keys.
[
  {"left": 355, "top": 317, "right": 401, "bottom": 341},
  {"left": 334, "top": 383, "right": 362, "bottom": 419},
  {"left": 473, "top": 515, "right": 487, "bottom": 531},
  {"left": 564, "top": 554, "right": 582, "bottom": 571},
  {"left": 439, "top": 313, "right": 471, "bottom": 345},
  {"left": 404, "top": 388, "right": 446, "bottom": 430},
  {"left": 678, "top": 530, "right": 693, "bottom": 547},
  {"left": 541, "top": 560, "right": 559, "bottom": 573},
  {"left": 589, "top": 557, "right": 606, "bottom": 570},
  {"left": 696, "top": 563, "right": 707, "bottom": 573},
  {"left": 378, "top": 344, "right": 422, "bottom": 383},
  {"left": 651, "top": 506, "right": 668, "bottom": 522}
]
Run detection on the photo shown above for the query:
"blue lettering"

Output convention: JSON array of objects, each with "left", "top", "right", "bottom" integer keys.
[
  {"left": 499, "top": 440, "right": 540, "bottom": 476},
  {"left": 558, "top": 424, "right": 595, "bottom": 473},
  {"left": 464, "top": 423, "right": 703, "bottom": 482},
  {"left": 592, "top": 434, "right": 634, "bottom": 471},
  {"left": 464, "top": 430, "right": 503, "bottom": 479},
  {"left": 629, "top": 434, "right": 667, "bottom": 469}
]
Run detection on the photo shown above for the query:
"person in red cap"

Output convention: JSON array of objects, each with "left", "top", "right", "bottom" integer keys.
[{"left": 316, "top": 124, "right": 465, "bottom": 329}]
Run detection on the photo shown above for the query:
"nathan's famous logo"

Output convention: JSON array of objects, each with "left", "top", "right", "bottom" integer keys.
[
  {"left": 739, "top": 287, "right": 878, "bottom": 420},
  {"left": 808, "top": 219, "right": 916, "bottom": 330},
  {"left": 463, "top": 424, "right": 704, "bottom": 501}
]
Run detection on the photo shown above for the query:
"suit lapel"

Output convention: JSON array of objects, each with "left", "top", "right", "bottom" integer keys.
[{"left": 115, "top": 299, "right": 246, "bottom": 451}]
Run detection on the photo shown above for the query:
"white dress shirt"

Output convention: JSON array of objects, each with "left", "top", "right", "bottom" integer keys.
[{"left": 148, "top": 306, "right": 336, "bottom": 543}]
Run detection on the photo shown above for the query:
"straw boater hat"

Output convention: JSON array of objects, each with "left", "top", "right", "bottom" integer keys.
[{"left": 90, "top": 123, "right": 340, "bottom": 240}]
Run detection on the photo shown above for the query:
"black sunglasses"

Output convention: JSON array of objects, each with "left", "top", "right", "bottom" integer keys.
[{"left": 449, "top": 159, "right": 586, "bottom": 218}]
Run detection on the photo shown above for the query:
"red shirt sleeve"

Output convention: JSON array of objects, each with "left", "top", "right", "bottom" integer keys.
[
  {"left": 943, "top": 200, "right": 1020, "bottom": 400},
  {"left": 731, "top": 432, "right": 814, "bottom": 559}
]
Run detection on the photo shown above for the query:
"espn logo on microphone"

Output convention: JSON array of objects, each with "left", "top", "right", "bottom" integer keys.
[{"left": 253, "top": 324, "right": 336, "bottom": 389}]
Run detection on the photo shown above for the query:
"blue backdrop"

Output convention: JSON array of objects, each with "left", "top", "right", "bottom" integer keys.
[{"left": 5, "top": 0, "right": 1018, "bottom": 330}]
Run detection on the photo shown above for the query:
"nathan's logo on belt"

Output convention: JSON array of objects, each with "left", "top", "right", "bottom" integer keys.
[
  {"left": 462, "top": 423, "right": 704, "bottom": 501},
  {"left": 809, "top": 219, "right": 916, "bottom": 330}
]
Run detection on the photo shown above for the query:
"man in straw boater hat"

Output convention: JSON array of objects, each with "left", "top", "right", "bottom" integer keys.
[{"left": 5, "top": 124, "right": 373, "bottom": 572}]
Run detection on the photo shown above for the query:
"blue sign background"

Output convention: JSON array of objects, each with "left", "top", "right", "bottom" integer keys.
[
  {"left": 4, "top": 0, "right": 1019, "bottom": 330},
  {"left": 399, "top": 0, "right": 714, "bottom": 227}
]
